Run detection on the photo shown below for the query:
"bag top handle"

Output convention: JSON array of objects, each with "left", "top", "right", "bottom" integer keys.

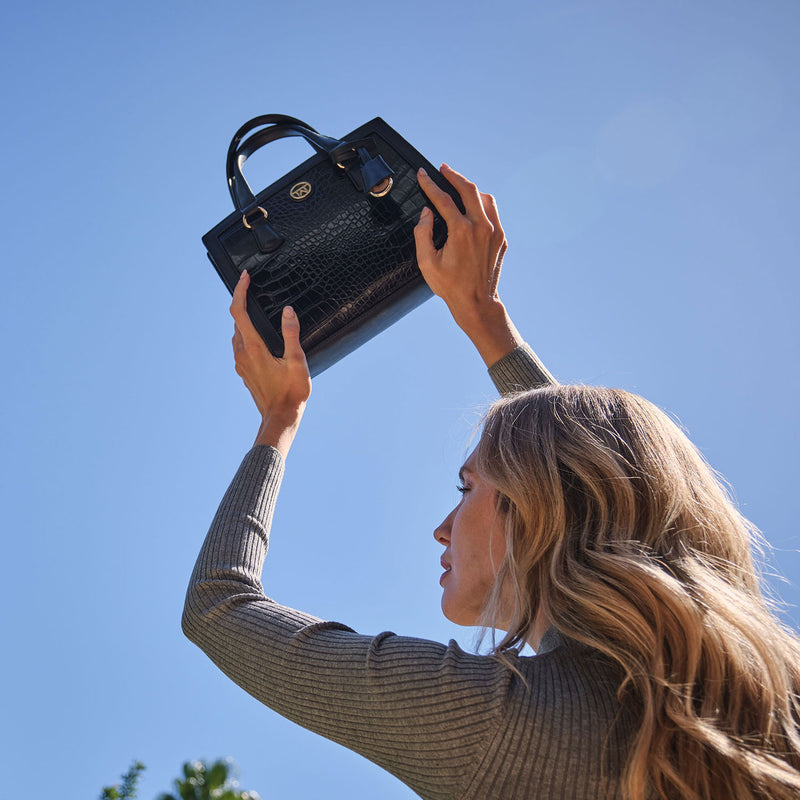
[
  {"left": 226, "top": 115, "right": 346, "bottom": 210},
  {"left": 225, "top": 115, "right": 391, "bottom": 210}
]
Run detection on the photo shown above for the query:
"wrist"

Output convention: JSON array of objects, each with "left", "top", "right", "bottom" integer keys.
[
  {"left": 254, "top": 404, "right": 306, "bottom": 458},
  {"left": 450, "top": 296, "right": 507, "bottom": 333},
  {"left": 450, "top": 299, "right": 524, "bottom": 367}
]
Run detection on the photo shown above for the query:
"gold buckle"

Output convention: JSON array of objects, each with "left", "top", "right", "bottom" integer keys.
[
  {"left": 242, "top": 206, "right": 268, "bottom": 229},
  {"left": 369, "top": 177, "right": 393, "bottom": 198}
]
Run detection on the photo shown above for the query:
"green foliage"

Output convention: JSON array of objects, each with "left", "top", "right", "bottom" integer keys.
[
  {"left": 99, "top": 761, "right": 145, "bottom": 800},
  {"left": 157, "top": 758, "right": 261, "bottom": 800},
  {"left": 101, "top": 757, "right": 259, "bottom": 800}
]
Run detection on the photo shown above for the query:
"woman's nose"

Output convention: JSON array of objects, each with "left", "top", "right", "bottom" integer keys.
[{"left": 434, "top": 506, "right": 456, "bottom": 544}]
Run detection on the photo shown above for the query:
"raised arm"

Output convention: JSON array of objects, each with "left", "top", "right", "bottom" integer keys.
[{"left": 414, "top": 164, "right": 556, "bottom": 391}]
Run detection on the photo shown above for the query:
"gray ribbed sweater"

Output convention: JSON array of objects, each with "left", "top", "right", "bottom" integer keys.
[{"left": 183, "top": 345, "right": 635, "bottom": 799}]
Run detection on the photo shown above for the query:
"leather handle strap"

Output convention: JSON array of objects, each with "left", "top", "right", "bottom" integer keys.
[
  {"left": 225, "top": 115, "right": 394, "bottom": 210},
  {"left": 227, "top": 115, "right": 344, "bottom": 210}
]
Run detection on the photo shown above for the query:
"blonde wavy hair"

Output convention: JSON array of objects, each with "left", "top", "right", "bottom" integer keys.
[{"left": 475, "top": 385, "right": 800, "bottom": 800}]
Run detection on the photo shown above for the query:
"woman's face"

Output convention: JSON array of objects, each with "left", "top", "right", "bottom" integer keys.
[{"left": 434, "top": 447, "right": 509, "bottom": 627}]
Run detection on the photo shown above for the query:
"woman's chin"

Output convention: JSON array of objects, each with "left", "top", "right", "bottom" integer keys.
[{"left": 440, "top": 597, "right": 480, "bottom": 627}]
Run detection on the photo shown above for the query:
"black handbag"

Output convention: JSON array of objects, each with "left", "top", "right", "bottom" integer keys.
[{"left": 202, "top": 114, "right": 463, "bottom": 376}]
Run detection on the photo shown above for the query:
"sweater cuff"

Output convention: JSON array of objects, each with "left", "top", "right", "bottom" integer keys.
[
  {"left": 225, "top": 444, "right": 286, "bottom": 528},
  {"left": 488, "top": 343, "right": 557, "bottom": 396}
]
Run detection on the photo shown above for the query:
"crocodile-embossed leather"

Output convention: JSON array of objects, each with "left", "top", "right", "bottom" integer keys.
[{"left": 203, "top": 118, "right": 461, "bottom": 376}]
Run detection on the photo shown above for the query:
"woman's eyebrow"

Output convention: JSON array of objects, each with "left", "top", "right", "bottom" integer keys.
[{"left": 459, "top": 466, "right": 476, "bottom": 482}]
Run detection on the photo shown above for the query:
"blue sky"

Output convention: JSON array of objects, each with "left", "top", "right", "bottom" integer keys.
[{"left": 2, "top": 2, "right": 798, "bottom": 798}]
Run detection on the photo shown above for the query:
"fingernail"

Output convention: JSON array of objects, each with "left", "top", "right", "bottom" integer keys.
[
  {"left": 240, "top": 269, "right": 248, "bottom": 279},
  {"left": 420, "top": 206, "right": 432, "bottom": 218},
  {"left": 418, "top": 167, "right": 427, "bottom": 177},
  {"left": 283, "top": 306, "right": 294, "bottom": 317},
  {"left": 441, "top": 163, "right": 450, "bottom": 171}
]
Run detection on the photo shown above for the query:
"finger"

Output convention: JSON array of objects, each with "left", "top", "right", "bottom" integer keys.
[
  {"left": 492, "top": 241, "right": 508, "bottom": 293},
  {"left": 229, "top": 271, "right": 259, "bottom": 340},
  {"left": 481, "top": 192, "right": 508, "bottom": 260},
  {"left": 497, "top": 240, "right": 508, "bottom": 270},
  {"left": 441, "top": 164, "right": 489, "bottom": 222},
  {"left": 232, "top": 324, "right": 244, "bottom": 351},
  {"left": 230, "top": 270, "right": 248, "bottom": 318},
  {"left": 417, "top": 168, "right": 463, "bottom": 228},
  {"left": 280, "top": 306, "right": 305, "bottom": 360},
  {"left": 231, "top": 269, "right": 249, "bottom": 304},
  {"left": 481, "top": 192, "right": 505, "bottom": 239},
  {"left": 413, "top": 206, "right": 437, "bottom": 265}
]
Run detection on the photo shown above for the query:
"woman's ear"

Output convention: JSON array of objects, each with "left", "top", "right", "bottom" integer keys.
[{"left": 496, "top": 492, "right": 511, "bottom": 514}]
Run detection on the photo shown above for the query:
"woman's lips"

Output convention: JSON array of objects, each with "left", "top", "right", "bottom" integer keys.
[{"left": 440, "top": 558, "right": 451, "bottom": 585}]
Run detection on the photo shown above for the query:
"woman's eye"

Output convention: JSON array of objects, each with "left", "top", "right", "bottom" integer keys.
[{"left": 456, "top": 484, "right": 470, "bottom": 495}]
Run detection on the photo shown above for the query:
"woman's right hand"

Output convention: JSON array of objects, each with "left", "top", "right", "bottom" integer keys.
[
  {"left": 414, "top": 164, "right": 524, "bottom": 367},
  {"left": 230, "top": 270, "right": 311, "bottom": 458}
]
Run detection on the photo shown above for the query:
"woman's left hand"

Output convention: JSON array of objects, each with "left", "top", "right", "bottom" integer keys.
[
  {"left": 414, "top": 164, "right": 523, "bottom": 367},
  {"left": 230, "top": 270, "right": 311, "bottom": 457}
]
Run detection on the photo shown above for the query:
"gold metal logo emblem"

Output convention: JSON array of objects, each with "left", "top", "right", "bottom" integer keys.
[{"left": 289, "top": 181, "right": 313, "bottom": 201}]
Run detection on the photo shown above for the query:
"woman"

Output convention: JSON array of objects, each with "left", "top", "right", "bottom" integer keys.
[{"left": 183, "top": 165, "right": 800, "bottom": 799}]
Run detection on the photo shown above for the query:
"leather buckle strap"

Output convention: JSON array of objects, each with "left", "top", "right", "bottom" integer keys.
[
  {"left": 240, "top": 203, "right": 283, "bottom": 254},
  {"left": 331, "top": 142, "right": 394, "bottom": 195},
  {"left": 242, "top": 206, "right": 268, "bottom": 229}
]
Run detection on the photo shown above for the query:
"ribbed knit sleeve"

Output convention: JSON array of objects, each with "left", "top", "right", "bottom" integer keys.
[{"left": 488, "top": 343, "right": 556, "bottom": 395}]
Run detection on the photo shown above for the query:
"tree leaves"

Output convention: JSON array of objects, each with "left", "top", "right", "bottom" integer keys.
[
  {"left": 99, "top": 761, "right": 145, "bottom": 800},
  {"left": 103, "top": 756, "right": 260, "bottom": 800},
  {"left": 155, "top": 757, "right": 261, "bottom": 800}
]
